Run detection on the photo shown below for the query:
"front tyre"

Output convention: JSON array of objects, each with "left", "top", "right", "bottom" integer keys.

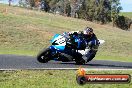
[{"left": 37, "top": 48, "right": 52, "bottom": 63}]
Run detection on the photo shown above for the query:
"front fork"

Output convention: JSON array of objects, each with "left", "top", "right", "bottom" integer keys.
[{"left": 49, "top": 46, "right": 61, "bottom": 61}]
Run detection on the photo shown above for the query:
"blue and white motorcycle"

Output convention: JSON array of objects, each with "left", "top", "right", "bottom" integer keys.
[{"left": 37, "top": 32, "right": 105, "bottom": 64}]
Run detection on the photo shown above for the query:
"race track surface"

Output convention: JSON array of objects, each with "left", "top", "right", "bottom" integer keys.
[{"left": 0, "top": 55, "right": 132, "bottom": 70}]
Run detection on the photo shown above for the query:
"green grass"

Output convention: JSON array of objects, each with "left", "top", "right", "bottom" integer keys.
[
  {"left": 0, "top": 70, "right": 132, "bottom": 88},
  {"left": 0, "top": 4, "right": 132, "bottom": 62},
  {"left": 120, "top": 12, "right": 132, "bottom": 18},
  {"left": 0, "top": 49, "right": 36, "bottom": 56},
  {"left": 95, "top": 55, "right": 132, "bottom": 62}
]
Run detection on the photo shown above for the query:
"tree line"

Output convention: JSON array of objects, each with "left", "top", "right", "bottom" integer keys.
[{"left": 13, "top": 0, "right": 132, "bottom": 30}]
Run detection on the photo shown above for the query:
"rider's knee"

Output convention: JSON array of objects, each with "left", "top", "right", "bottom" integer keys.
[{"left": 91, "top": 45, "right": 98, "bottom": 53}]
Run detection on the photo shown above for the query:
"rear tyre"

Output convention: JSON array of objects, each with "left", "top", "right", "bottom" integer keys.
[
  {"left": 75, "top": 59, "right": 85, "bottom": 65},
  {"left": 37, "top": 48, "right": 52, "bottom": 63},
  {"left": 75, "top": 53, "right": 85, "bottom": 65}
]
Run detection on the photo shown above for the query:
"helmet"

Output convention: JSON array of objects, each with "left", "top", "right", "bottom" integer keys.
[{"left": 83, "top": 27, "right": 93, "bottom": 35}]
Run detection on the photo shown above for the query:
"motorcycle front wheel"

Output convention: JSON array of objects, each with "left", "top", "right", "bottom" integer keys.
[{"left": 37, "top": 48, "right": 52, "bottom": 63}]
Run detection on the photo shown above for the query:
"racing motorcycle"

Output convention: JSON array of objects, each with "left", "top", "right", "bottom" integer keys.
[{"left": 37, "top": 32, "right": 105, "bottom": 64}]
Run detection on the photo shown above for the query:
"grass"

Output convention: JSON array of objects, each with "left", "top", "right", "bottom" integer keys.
[
  {"left": 120, "top": 12, "right": 132, "bottom": 18},
  {"left": 0, "top": 70, "right": 132, "bottom": 88},
  {"left": 0, "top": 4, "right": 132, "bottom": 62},
  {"left": 95, "top": 55, "right": 132, "bottom": 62}
]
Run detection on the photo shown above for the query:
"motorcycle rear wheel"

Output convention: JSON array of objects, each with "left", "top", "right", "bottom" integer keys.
[
  {"left": 75, "top": 59, "right": 85, "bottom": 65},
  {"left": 75, "top": 53, "right": 85, "bottom": 65}
]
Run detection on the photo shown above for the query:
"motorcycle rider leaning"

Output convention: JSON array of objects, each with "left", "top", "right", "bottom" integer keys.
[{"left": 67, "top": 27, "right": 99, "bottom": 63}]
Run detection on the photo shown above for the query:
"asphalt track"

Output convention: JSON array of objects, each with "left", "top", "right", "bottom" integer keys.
[{"left": 0, "top": 54, "right": 132, "bottom": 70}]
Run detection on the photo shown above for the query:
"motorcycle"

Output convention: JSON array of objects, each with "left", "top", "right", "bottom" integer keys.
[{"left": 37, "top": 32, "right": 105, "bottom": 64}]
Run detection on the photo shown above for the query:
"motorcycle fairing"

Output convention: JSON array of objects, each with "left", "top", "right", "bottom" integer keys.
[{"left": 51, "top": 34, "right": 66, "bottom": 51}]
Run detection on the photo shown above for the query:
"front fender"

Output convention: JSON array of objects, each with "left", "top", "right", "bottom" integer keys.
[{"left": 49, "top": 46, "right": 56, "bottom": 52}]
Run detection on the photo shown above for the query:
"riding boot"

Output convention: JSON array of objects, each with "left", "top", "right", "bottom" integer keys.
[{"left": 82, "top": 50, "right": 97, "bottom": 63}]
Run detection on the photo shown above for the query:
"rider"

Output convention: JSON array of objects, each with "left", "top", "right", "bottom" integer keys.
[{"left": 68, "top": 27, "right": 99, "bottom": 63}]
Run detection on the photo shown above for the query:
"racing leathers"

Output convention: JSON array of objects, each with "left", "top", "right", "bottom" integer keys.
[{"left": 68, "top": 31, "right": 99, "bottom": 63}]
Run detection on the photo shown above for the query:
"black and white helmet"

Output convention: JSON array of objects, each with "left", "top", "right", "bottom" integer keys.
[{"left": 83, "top": 27, "right": 93, "bottom": 35}]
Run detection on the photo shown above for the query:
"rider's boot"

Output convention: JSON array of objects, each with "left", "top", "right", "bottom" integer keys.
[{"left": 82, "top": 50, "right": 96, "bottom": 63}]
